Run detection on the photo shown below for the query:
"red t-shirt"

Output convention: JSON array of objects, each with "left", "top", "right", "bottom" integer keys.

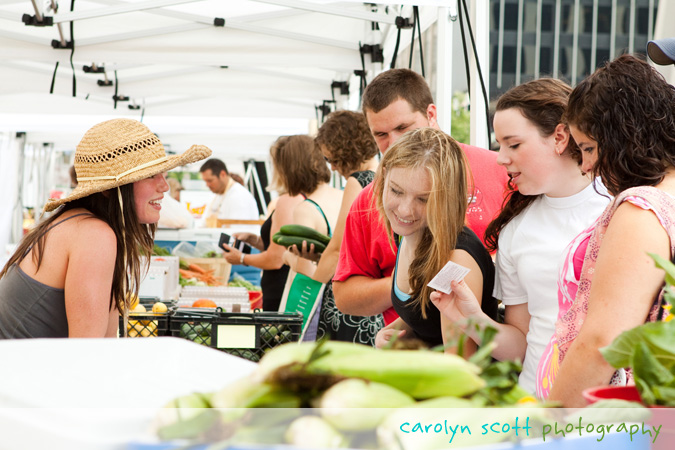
[
  {"left": 333, "top": 183, "right": 399, "bottom": 324},
  {"left": 462, "top": 142, "right": 509, "bottom": 243},
  {"left": 334, "top": 143, "right": 508, "bottom": 325}
]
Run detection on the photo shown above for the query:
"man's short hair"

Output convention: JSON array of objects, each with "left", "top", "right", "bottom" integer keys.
[
  {"left": 361, "top": 68, "right": 434, "bottom": 116},
  {"left": 200, "top": 158, "right": 228, "bottom": 176}
]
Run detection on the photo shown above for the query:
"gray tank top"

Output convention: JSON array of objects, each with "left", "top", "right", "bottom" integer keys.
[{"left": 0, "top": 213, "right": 92, "bottom": 339}]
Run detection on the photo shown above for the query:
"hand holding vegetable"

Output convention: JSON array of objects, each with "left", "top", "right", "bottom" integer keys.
[{"left": 289, "top": 240, "right": 322, "bottom": 263}]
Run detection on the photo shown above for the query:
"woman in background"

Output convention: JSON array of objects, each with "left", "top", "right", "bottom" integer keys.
[
  {"left": 223, "top": 135, "right": 331, "bottom": 312},
  {"left": 288, "top": 111, "right": 384, "bottom": 345}
]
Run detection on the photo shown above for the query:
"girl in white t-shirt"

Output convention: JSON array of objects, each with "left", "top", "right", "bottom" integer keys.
[{"left": 429, "top": 79, "right": 609, "bottom": 394}]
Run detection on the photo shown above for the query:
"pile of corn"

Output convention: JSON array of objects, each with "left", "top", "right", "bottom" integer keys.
[{"left": 154, "top": 341, "right": 546, "bottom": 449}]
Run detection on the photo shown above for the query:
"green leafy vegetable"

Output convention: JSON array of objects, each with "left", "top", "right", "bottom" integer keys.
[
  {"left": 228, "top": 274, "right": 261, "bottom": 291},
  {"left": 153, "top": 244, "right": 172, "bottom": 256}
]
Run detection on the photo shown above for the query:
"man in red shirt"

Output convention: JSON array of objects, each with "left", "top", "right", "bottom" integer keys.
[{"left": 332, "top": 69, "right": 508, "bottom": 323}]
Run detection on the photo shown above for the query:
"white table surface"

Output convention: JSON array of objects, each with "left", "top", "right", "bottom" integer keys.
[{"left": 0, "top": 337, "right": 255, "bottom": 450}]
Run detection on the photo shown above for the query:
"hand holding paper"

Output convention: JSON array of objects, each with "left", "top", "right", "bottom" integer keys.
[
  {"left": 429, "top": 261, "right": 483, "bottom": 325},
  {"left": 427, "top": 260, "right": 471, "bottom": 294}
]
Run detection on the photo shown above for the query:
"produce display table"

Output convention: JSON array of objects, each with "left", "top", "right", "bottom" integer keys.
[
  {"left": 154, "top": 227, "right": 262, "bottom": 285},
  {"left": 0, "top": 337, "right": 255, "bottom": 450}
]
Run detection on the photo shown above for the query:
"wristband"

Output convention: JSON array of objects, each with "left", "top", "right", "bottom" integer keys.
[{"left": 240, "top": 253, "right": 247, "bottom": 266}]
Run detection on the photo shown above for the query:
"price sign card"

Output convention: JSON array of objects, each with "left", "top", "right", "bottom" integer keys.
[{"left": 427, "top": 260, "right": 471, "bottom": 294}]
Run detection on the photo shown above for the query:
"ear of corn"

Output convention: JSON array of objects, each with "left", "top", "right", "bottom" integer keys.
[
  {"left": 255, "top": 340, "right": 372, "bottom": 382},
  {"left": 317, "top": 379, "right": 415, "bottom": 431},
  {"left": 155, "top": 392, "right": 214, "bottom": 440},
  {"left": 307, "top": 348, "right": 485, "bottom": 399},
  {"left": 257, "top": 341, "right": 484, "bottom": 400},
  {"left": 210, "top": 376, "right": 301, "bottom": 409},
  {"left": 284, "top": 416, "right": 347, "bottom": 448},
  {"left": 157, "top": 409, "right": 220, "bottom": 442}
]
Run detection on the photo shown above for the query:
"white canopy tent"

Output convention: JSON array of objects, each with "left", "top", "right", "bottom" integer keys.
[
  {"left": 0, "top": 0, "right": 491, "bottom": 251},
  {"left": 0, "top": 1, "right": 483, "bottom": 155}
]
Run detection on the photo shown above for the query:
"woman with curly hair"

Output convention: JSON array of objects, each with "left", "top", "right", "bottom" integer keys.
[
  {"left": 544, "top": 54, "right": 675, "bottom": 406},
  {"left": 287, "top": 111, "right": 384, "bottom": 345}
]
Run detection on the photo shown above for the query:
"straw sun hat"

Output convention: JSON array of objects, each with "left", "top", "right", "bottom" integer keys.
[{"left": 44, "top": 118, "right": 211, "bottom": 212}]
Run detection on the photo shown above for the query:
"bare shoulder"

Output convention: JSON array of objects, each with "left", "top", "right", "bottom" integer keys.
[
  {"left": 292, "top": 200, "right": 315, "bottom": 217},
  {"left": 275, "top": 194, "right": 304, "bottom": 210},
  {"left": 344, "top": 176, "right": 364, "bottom": 192},
  {"left": 609, "top": 199, "right": 668, "bottom": 237},
  {"left": 68, "top": 215, "right": 117, "bottom": 254},
  {"left": 330, "top": 185, "right": 343, "bottom": 198}
]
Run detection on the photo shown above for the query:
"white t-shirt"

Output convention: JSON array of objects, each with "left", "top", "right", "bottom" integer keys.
[
  {"left": 158, "top": 195, "right": 194, "bottom": 229},
  {"left": 206, "top": 182, "right": 259, "bottom": 220},
  {"left": 494, "top": 181, "right": 610, "bottom": 394}
]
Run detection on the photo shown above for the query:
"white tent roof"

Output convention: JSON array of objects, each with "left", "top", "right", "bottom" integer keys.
[{"left": 0, "top": 0, "right": 449, "bottom": 160}]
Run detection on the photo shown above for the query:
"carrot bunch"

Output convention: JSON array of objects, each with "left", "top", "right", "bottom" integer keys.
[{"left": 179, "top": 264, "right": 224, "bottom": 286}]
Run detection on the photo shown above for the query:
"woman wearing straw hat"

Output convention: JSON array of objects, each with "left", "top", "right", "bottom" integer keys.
[{"left": 0, "top": 119, "right": 211, "bottom": 338}]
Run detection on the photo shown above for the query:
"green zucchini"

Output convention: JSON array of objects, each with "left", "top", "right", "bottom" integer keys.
[
  {"left": 272, "top": 233, "right": 327, "bottom": 253},
  {"left": 279, "top": 224, "right": 330, "bottom": 246}
]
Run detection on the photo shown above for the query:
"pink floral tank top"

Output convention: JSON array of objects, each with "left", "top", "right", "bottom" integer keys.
[{"left": 536, "top": 186, "right": 675, "bottom": 398}]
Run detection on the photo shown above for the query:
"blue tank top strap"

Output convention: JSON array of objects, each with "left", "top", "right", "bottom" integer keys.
[
  {"left": 303, "top": 198, "right": 332, "bottom": 237},
  {"left": 21, "top": 213, "right": 94, "bottom": 260},
  {"left": 392, "top": 236, "right": 411, "bottom": 301}
]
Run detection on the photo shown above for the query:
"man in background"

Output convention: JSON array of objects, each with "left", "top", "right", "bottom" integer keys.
[
  {"left": 332, "top": 68, "right": 508, "bottom": 322},
  {"left": 200, "top": 158, "right": 259, "bottom": 221}
]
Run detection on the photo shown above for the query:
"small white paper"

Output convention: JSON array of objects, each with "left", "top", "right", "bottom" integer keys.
[{"left": 427, "top": 260, "right": 471, "bottom": 294}]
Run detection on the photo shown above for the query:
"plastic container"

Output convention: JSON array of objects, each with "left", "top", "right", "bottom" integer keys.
[
  {"left": 583, "top": 385, "right": 675, "bottom": 450},
  {"left": 181, "top": 257, "right": 231, "bottom": 284},
  {"left": 582, "top": 385, "right": 643, "bottom": 404},
  {"left": 248, "top": 290, "right": 263, "bottom": 310},
  {"left": 177, "top": 299, "right": 251, "bottom": 313},
  {"left": 169, "top": 309, "right": 303, "bottom": 362},
  {"left": 119, "top": 298, "right": 176, "bottom": 338},
  {"left": 181, "top": 285, "right": 249, "bottom": 299}
]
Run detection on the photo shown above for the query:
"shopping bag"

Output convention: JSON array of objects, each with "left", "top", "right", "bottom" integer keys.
[{"left": 278, "top": 270, "right": 325, "bottom": 341}]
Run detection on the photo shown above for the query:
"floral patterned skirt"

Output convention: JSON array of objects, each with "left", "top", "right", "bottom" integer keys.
[{"left": 317, "top": 282, "right": 384, "bottom": 346}]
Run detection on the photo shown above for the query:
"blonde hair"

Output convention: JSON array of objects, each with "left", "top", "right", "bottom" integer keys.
[{"left": 374, "top": 127, "right": 469, "bottom": 318}]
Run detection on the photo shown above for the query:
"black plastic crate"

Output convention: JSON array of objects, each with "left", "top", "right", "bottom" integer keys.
[
  {"left": 119, "top": 298, "right": 175, "bottom": 338},
  {"left": 169, "top": 309, "right": 303, "bottom": 361}
]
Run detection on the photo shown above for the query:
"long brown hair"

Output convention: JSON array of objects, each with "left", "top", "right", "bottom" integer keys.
[
  {"left": 484, "top": 78, "right": 579, "bottom": 252},
  {"left": 1, "top": 184, "right": 155, "bottom": 315},
  {"left": 564, "top": 54, "right": 675, "bottom": 196},
  {"left": 374, "top": 128, "right": 468, "bottom": 318}
]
